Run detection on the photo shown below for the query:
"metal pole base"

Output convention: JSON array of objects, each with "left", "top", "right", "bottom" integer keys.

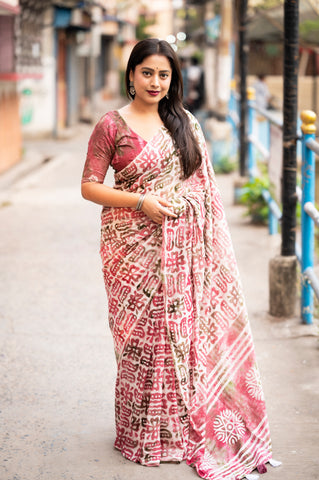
[{"left": 269, "top": 255, "right": 297, "bottom": 317}]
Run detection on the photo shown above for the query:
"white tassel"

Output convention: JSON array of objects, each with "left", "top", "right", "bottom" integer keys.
[
  {"left": 269, "top": 458, "right": 282, "bottom": 468},
  {"left": 245, "top": 475, "right": 259, "bottom": 480}
]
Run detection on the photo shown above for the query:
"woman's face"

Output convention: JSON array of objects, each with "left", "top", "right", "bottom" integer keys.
[{"left": 129, "top": 54, "right": 172, "bottom": 106}]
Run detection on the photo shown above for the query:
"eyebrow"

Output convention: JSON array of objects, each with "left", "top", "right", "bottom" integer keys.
[{"left": 140, "top": 67, "right": 171, "bottom": 73}]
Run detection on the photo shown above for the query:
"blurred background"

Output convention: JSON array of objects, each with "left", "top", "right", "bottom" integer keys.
[
  {"left": 1, "top": 4, "right": 319, "bottom": 479},
  {"left": 1, "top": 0, "right": 319, "bottom": 174}
]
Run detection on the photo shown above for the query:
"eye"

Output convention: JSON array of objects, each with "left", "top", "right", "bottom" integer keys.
[
  {"left": 160, "top": 73, "right": 169, "bottom": 79},
  {"left": 142, "top": 71, "right": 151, "bottom": 77}
]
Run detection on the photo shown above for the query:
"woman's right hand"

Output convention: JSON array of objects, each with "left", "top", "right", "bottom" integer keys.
[{"left": 141, "top": 194, "right": 178, "bottom": 224}]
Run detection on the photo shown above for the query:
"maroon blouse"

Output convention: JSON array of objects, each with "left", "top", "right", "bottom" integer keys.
[{"left": 81, "top": 110, "right": 147, "bottom": 184}]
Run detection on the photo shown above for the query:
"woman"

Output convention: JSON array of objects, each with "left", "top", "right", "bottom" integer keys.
[{"left": 81, "top": 39, "right": 279, "bottom": 480}]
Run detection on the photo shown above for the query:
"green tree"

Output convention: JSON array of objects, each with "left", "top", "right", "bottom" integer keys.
[{"left": 136, "top": 14, "right": 155, "bottom": 40}]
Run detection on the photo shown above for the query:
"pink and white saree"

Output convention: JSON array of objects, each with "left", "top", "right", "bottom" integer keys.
[{"left": 99, "top": 113, "right": 274, "bottom": 479}]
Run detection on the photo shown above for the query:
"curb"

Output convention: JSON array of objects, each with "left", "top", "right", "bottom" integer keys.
[
  {"left": 0, "top": 149, "right": 48, "bottom": 193},
  {"left": 0, "top": 97, "right": 126, "bottom": 194}
]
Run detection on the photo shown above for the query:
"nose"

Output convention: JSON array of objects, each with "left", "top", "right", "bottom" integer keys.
[{"left": 151, "top": 74, "right": 160, "bottom": 88}]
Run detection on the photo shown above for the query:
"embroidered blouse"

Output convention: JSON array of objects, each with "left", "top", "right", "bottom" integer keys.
[{"left": 81, "top": 110, "right": 147, "bottom": 184}]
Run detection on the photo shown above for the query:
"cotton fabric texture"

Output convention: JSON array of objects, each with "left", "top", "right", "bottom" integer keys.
[{"left": 82, "top": 110, "right": 273, "bottom": 480}]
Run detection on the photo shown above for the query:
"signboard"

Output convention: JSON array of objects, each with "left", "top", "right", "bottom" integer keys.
[
  {"left": 0, "top": 0, "right": 18, "bottom": 7},
  {"left": 0, "top": 0, "right": 19, "bottom": 14},
  {"left": 205, "top": 15, "right": 221, "bottom": 43}
]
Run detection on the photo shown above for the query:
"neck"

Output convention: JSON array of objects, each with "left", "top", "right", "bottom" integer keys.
[{"left": 130, "top": 98, "right": 160, "bottom": 116}]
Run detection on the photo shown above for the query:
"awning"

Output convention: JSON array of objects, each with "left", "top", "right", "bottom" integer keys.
[
  {"left": 0, "top": 0, "right": 20, "bottom": 15},
  {"left": 54, "top": 6, "right": 92, "bottom": 29},
  {"left": 248, "top": 0, "right": 319, "bottom": 47}
]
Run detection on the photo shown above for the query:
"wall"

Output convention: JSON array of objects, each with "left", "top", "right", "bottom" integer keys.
[
  {"left": 0, "top": 16, "right": 14, "bottom": 72},
  {"left": 248, "top": 75, "right": 319, "bottom": 117},
  {"left": 0, "top": 86, "right": 21, "bottom": 173},
  {"left": 20, "top": 8, "right": 55, "bottom": 138},
  {"left": 143, "top": 0, "right": 173, "bottom": 40},
  {"left": 0, "top": 12, "right": 21, "bottom": 173}
]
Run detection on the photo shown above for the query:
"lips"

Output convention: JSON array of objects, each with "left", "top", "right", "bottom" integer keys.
[{"left": 147, "top": 90, "right": 160, "bottom": 96}]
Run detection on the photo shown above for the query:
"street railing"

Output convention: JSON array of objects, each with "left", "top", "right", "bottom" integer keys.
[
  {"left": 247, "top": 88, "right": 283, "bottom": 236},
  {"left": 228, "top": 88, "right": 319, "bottom": 324},
  {"left": 300, "top": 111, "right": 319, "bottom": 324}
]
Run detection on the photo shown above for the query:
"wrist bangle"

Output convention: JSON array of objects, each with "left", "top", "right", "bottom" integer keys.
[{"left": 136, "top": 193, "right": 146, "bottom": 211}]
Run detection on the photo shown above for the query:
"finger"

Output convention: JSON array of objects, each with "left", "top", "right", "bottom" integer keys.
[
  {"left": 154, "top": 213, "right": 163, "bottom": 224},
  {"left": 160, "top": 207, "right": 178, "bottom": 217},
  {"left": 157, "top": 198, "right": 174, "bottom": 208}
]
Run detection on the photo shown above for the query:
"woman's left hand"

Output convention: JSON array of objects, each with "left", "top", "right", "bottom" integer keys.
[{"left": 141, "top": 194, "right": 178, "bottom": 224}]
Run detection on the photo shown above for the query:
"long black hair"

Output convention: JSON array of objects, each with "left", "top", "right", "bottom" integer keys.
[{"left": 125, "top": 38, "right": 202, "bottom": 179}]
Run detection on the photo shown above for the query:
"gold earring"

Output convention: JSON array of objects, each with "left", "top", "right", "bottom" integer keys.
[{"left": 129, "top": 83, "right": 136, "bottom": 96}]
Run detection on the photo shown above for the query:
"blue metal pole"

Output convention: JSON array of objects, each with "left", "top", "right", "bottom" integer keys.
[
  {"left": 268, "top": 212, "right": 278, "bottom": 235},
  {"left": 229, "top": 80, "right": 235, "bottom": 113},
  {"left": 262, "top": 190, "right": 280, "bottom": 235},
  {"left": 54, "top": 29, "right": 58, "bottom": 138},
  {"left": 247, "top": 88, "right": 255, "bottom": 179},
  {"left": 300, "top": 110, "right": 317, "bottom": 324}
]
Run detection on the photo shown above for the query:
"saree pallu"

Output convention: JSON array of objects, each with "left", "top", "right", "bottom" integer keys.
[{"left": 100, "top": 114, "right": 273, "bottom": 480}]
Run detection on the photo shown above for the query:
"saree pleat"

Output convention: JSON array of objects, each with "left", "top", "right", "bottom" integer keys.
[
  {"left": 114, "top": 285, "right": 189, "bottom": 465},
  {"left": 100, "top": 114, "right": 273, "bottom": 479}
]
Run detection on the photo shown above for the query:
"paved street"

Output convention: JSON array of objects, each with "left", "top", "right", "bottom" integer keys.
[{"left": 0, "top": 109, "right": 319, "bottom": 480}]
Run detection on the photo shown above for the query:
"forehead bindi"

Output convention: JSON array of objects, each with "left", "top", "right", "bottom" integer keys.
[{"left": 139, "top": 55, "right": 171, "bottom": 73}]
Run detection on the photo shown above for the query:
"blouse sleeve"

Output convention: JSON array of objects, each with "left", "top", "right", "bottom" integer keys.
[{"left": 81, "top": 114, "right": 116, "bottom": 184}]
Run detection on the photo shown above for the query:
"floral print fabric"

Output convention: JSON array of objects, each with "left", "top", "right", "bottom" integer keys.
[{"left": 87, "top": 112, "right": 273, "bottom": 479}]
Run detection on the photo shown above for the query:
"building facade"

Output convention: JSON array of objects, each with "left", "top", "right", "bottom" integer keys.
[
  {"left": 0, "top": 0, "right": 178, "bottom": 173},
  {"left": 0, "top": 1, "right": 22, "bottom": 173}
]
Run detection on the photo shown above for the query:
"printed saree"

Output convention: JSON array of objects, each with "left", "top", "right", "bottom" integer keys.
[{"left": 99, "top": 113, "right": 274, "bottom": 480}]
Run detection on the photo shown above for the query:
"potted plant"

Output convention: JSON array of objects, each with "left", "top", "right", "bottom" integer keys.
[{"left": 240, "top": 175, "right": 270, "bottom": 224}]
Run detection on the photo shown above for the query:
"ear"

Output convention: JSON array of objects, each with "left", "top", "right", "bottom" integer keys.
[{"left": 129, "top": 70, "right": 133, "bottom": 83}]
